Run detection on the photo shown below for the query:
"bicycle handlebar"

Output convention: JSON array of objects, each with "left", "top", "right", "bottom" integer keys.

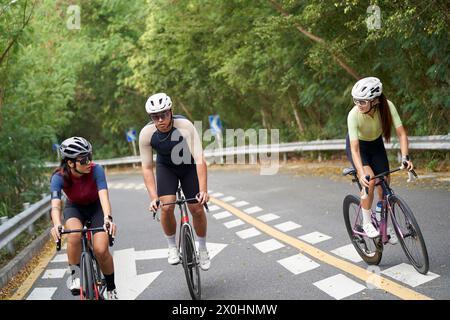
[
  {"left": 56, "top": 225, "right": 114, "bottom": 251},
  {"left": 152, "top": 197, "right": 209, "bottom": 221},
  {"left": 356, "top": 162, "right": 418, "bottom": 200}
]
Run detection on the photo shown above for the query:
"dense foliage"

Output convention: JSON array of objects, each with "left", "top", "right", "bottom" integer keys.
[{"left": 1, "top": 0, "right": 448, "bottom": 216}]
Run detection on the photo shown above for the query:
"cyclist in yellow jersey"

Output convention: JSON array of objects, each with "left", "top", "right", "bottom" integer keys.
[{"left": 346, "top": 77, "right": 414, "bottom": 239}]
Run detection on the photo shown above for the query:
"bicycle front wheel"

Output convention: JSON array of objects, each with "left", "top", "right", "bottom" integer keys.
[
  {"left": 80, "top": 252, "right": 96, "bottom": 300},
  {"left": 181, "top": 224, "right": 201, "bottom": 300},
  {"left": 389, "top": 195, "right": 429, "bottom": 274},
  {"left": 343, "top": 195, "right": 383, "bottom": 265}
]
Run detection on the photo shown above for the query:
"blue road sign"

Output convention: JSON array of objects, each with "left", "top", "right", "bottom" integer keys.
[
  {"left": 208, "top": 115, "right": 222, "bottom": 136},
  {"left": 126, "top": 129, "right": 137, "bottom": 142}
]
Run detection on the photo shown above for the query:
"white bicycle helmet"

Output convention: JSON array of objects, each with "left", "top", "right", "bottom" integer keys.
[
  {"left": 59, "top": 136, "right": 92, "bottom": 160},
  {"left": 145, "top": 92, "right": 172, "bottom": 114},
  {"left": 351, "top": 77, "right": 383, "bottom": 100}
]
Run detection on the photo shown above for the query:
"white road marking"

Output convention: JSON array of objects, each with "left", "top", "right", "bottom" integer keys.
[
  {"left": 207, "top": 205, "right": 221, "bottom": 211},
  {"left": 244, "top": 206, "right": 263, "bottom": 214},
  {"left": 220, "top": 196, "right": 236, "bottom": 202},
  {"left": 211, "top": 192, "right": 224, "bottom": 198},
  {"left": 213, "top": 211, "right": 233, "bottom": 220},
  {"left": 277, "top": 253, "right": 320, "bottom": 275},
  {"left": 331, "top": 244, "right": 363, "bottom": 263},
  {"left": 224, "top": 219, "right": 245, "bottom": 229},
  {"left": 298, "top": 231, "right": 332, "bottom": 244},
  {"left": 42, "top": 269, "right": 67, "bottom": 279},
  {"left": 123, "top": 183, "right": 135, "bottom": 189},
  {"left": 51, "top": 254, "right": 68, "bottom": 263},
  {"left": 313, "top": 274, "right": 366, "bottom": 300},
  {"left": 26, "top": 287, "right": 58, "bottom": 300},
  {"left": 257, "top": 213, "right": 280, "bottom": 222},
  {"left": 253, "top": 239, "right": 285, "bottom": 253},
  {"left": 236, "top": 227, "right": 262, "bottom": 239},
  {"left": 274, "top": 221, "right": 301, "bottom": 232},
  {"left": 232, "top": 201, "right": 249, "bottom": 207},
  {"left": 381, "top": 263, "right": 440, "bottom": 287}
]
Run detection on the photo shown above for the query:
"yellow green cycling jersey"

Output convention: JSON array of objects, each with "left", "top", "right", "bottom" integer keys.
[{"left": 347, "top": 99, "right": 403, "bottom": 142}]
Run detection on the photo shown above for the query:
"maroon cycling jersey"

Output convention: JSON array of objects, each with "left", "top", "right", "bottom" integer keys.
[{"left": 50, "top": 162, "right": 108, "bottom": 205}]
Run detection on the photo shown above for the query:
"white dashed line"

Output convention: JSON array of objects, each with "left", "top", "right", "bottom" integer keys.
[
  {"left": 330, "top": 244, "right": 363, "bottom": 263},
  {"left": 298, "top": 232, "right": 332, "bottom": 244},
  {"left": 236, "top": 227, "right": 262, "bottom": 239},
  {"left": 232, "top": 201, "right": 249, "bottom": 207},
  {"left": 313, "top": 274, "right": 366, "bottom": 300},
  {"left": 220, "top": 196, "right": 236, "bottom": 202},
  {"left": 42, "top": 269, "right": 67, "bottom": 279},
  {"left": 213, "top": 211, "right": 233, "bottom": 220},
  {"left": 253, "top": 239, "right": 285, "bottom": 253},
  {"left": 244, "top": 206, "right": 263, "bottom": 214},
  {"left": 277, "top": 253, "right": 320, "bottom": 275},
  {"left": 274, "top": 221, "right": 301, "bottom": 232},
  {"left": 27, "top": 287, "right": 58, "bottom": 300},
  {"left": 223, "top": 219, "right": 245, "bottom": 229},
  {"left": 257, "top": 213, "right": 280, "bottom": 222},
  {"left": 381, "top": 263, "right": 440, "bottom": 287}
]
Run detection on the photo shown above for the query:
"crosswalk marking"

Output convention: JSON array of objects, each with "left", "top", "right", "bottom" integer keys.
[
  {"left": 257, "top": 213, "right": 280, "bottom": 222},
  {"left": 26, "top": 287, "right": 58, "bottom": 300},
  {"left": 232, "top": 201, "right": 249, "bottom": 207}
]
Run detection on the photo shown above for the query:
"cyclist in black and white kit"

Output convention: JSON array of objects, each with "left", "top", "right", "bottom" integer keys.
[{"left": 139, "top": 93, "right": 210, "bottom": 271}]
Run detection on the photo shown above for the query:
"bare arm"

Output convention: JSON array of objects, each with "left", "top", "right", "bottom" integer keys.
[{"left": 396, "top": 125, "right": 414, "bottom": 170}]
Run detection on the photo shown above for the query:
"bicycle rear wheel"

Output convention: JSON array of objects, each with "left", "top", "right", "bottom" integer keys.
[
  {"left": 80, "top": 252, "right": 96, "bottom": 300},
  {"left": 389, "top": 195, "right": 429, "bottom": 274},
  {"left": 181, "top": 224, "right": 201, "bottom": 300},
  {"left": 343, "top": 195, "right": 383, "bottom": 265}
]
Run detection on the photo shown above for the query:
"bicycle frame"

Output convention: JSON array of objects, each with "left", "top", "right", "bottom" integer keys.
[
  {"left": 57, "top": 225, "right": 107, "bottom": 300},
  {"left": 348, "top": 165, "right": 417, "bottom": 244}
]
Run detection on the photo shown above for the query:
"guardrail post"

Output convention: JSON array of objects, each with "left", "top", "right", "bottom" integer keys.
[
  {"left": 283, "top": 153, "right": 287, "bottom": 164},
  {"left": 23, "top": 202, "right": 36, "bottom": 234},
  {"left": 7, "top": 241, "right": 15, "bottom": 254}
]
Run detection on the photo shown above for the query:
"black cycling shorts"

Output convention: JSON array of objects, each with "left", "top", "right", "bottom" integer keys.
[
  {"left": 346, "top": 134, "right": 390, "bottom": 175},
  {"left": 63, "top": 199, "right": 104, "bottom": 234},
  {"left": 156, "top": 162, "right": 199, "bottom": 203}
]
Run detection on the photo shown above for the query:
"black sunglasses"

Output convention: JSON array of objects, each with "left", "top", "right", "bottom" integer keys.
[{"left": 76, "top": 154, "right": 92, "bottom": 165}]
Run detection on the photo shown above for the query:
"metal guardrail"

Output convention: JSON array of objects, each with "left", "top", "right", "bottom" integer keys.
[
  {"left": 0, "top": 195, "right": 51, "bottom": 253},
  {"left": 43, "top": 135, "right": 450, "bottom": 168}
]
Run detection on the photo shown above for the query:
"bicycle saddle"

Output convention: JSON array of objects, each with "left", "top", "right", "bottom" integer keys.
[{"left": 342, "top": 168, "right": 357, "bottom": 176}]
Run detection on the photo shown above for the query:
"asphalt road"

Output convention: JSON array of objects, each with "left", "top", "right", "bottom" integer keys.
[{"left": 23, "top": 167, "right": 450, "bottom": 300}]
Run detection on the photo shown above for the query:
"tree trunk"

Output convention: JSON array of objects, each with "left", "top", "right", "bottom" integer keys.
[
  {"left": 268, "top": 0, "right": 360, "bottom": 80},
  {"left": 288, "top": 93, "right": 305, "bottom": 134}
]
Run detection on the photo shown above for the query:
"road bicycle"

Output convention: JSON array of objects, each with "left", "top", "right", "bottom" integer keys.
[
  {"left": 56, "top": 222, "right": 114, "bottom": 300},
  {"left": 342, "top": 163, "right": 429, "bottom": 274},
  {"left": 153, "top": 186, "right": 209, "bottom": 300}
]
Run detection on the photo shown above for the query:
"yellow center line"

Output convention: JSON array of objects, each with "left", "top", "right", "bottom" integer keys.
[{"left": 210, "top": 197, "right": 432, "bottom": 300}]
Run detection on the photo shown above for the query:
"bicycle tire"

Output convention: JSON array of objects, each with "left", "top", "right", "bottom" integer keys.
[
  {"left": 80, "top": 252, "right": 96, "bottom": 300},
  {"left": 389, "top": 195, "right": 429, "bottom": 274},
  {"left": 181, "top": 224, "right": 201, "bottom": 300},
  {"left": 343, "top": 194, "right": 383, "bottom": 265},
  {"left": 91, "top": 255, "right": 105, "bottom": 299}
]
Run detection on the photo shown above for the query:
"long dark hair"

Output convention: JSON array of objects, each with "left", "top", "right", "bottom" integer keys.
[
  {"left": 51, "top": 159, "right": 73, "bottom": 188},
  {"left": 377, "top": 93, "right": 393, "bottom": 143}
]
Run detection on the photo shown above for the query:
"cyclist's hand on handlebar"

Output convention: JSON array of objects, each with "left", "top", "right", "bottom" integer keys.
[
  {"left": 150, "top": 199, "right": 160, "bottom": 213},
  {"left": 401, "top": 160, "right": 414, "bottom": 171},
  {"left": 50, "top": 224, "right": 63, "bottom": 243},
  {"left": 358, "top": 173, "right": 370, "bottom": 188},
  {"left": 196, "top": 191, "right": 209, "bottom": 205},
  {"left": 103, "top": 216, "right": 116, "bottom": 237}
]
